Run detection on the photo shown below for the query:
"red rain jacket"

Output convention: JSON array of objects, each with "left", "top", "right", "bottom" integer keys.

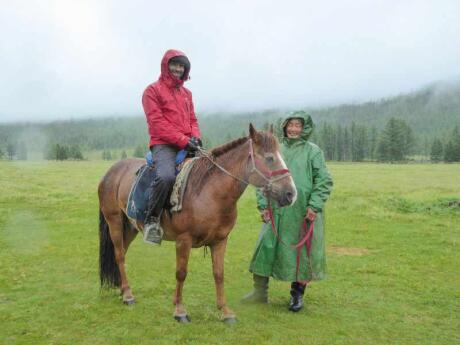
[{"left": 142, "top": 49, "right": 201, "bottom": 149}]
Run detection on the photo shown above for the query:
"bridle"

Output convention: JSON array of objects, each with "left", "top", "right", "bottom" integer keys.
[
  {"left": 199, "top": 139, "right": 310, "bottom": 280},
  {"left": 197, "top": 138, "right": 291, "bottom": 191}
]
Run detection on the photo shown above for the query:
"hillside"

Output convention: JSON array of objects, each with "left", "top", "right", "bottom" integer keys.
[
  {"left": 1, "top": 81, "right": 459, "bottom": 153},
  {"left": 200, "top": 80, "right": 460, "bottom": 144}
]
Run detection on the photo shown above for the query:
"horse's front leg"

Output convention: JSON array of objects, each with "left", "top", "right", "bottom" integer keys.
[
  {"left": 211, "top": 238, "right": 237, "bottom": 323},
  {"left": 173, "top": 235, "right": 192, "bottom": 322}
]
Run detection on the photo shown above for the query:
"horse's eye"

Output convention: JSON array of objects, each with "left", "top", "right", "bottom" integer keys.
[{"left": 265, "top": 156, "right": 275, "bottom": 164}]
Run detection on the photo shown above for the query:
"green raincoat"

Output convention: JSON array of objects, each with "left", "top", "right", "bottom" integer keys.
[{"left": 249, "top": 112, "right": 333, "bottom": 282}]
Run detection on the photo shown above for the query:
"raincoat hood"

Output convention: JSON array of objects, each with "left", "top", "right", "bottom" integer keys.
[
  {"left": 251, "top": 108, "right": 333, "bottom": 282},
  {"left": 159, "top": 49, "right": 191, "bottom": 88},
  {"left": 282, "top": 110, "right": 315, "bottom": 143}
]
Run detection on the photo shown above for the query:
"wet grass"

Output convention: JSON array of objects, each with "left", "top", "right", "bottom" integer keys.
[{"left": 1, "top": 161, "right": 459, "bottom": 345}]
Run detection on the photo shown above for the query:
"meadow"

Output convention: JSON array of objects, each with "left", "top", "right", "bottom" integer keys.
[{"left": 0, "top": 161, "right": 459, "bottom": 345}]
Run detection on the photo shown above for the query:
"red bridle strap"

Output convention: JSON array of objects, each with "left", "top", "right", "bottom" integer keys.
[
  {"left": 248, "top": 139, "right": 291, "bottom": 184},
  {"left": 267, "top": 198, "right": 314, "bottom": 282}
]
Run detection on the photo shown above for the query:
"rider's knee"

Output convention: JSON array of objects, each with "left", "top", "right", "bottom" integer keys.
[{"left": 158, "top": 173, "right": 176, "bottom": 187}]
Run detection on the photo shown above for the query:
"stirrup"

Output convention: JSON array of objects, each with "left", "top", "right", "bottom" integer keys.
[{"left": 143, "top": 221, "right": 163, "bottom": 245}]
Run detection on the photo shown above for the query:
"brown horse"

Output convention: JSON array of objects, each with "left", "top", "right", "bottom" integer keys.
[{"left": 98, "top": 124, "right": 297, "bottom": 323}]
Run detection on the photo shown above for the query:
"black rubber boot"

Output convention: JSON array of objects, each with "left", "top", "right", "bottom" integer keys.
[
  {"left": 241, "top": 274, "right": 269, "bottom": 303},
  {"left": 288, "top": 282, "right": 306, "bottom": 312}
]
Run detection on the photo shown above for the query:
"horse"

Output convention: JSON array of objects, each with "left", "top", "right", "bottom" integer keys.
[{"left": 98, "top": 124, "right": 297, "bottom": 323}]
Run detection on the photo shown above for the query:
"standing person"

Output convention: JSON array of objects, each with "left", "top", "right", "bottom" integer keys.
[
  {"left": 142, "top": 49, "right": 202, "bottom": 245},
  {"left": 243, "top": 111, "right": 333, "bottom": 312}
]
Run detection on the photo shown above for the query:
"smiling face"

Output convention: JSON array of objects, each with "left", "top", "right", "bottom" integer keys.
[
  {"left": 285, "top": 118, "right": 304, "bottom": 139},
  {"left": 168, "top": 61, "right": 185, "bottom": 79}
]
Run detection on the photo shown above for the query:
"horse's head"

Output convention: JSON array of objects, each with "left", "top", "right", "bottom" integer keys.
[{"left": 247, "top": 124, "right": 297, "bottom": 207}]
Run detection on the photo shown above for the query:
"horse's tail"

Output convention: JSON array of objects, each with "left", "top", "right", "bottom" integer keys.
[{"left": 99, "top": 209, "right": 122, "bottom": 288}]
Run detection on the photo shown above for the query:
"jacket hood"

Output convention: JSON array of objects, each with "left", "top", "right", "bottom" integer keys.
[
  {"left": 281, "top": 110, "right": 314, "bottom": 143},
  {"left": 160, "top": 49, "right": 191, "bottom": 88}
]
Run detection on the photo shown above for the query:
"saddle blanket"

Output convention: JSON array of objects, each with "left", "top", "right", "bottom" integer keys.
[{"left": 126, "top": 157, "right": 198, "bottom": 222}]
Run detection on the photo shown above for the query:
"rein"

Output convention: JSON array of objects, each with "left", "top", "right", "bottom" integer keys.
[
  {"left": 197, "top": 139, "right": 291, "bottom": 190},
  {"left": 198, "top": 139, "right": 311, "bottom": 280},
  {"left": 197, "top": 147, "right": 250, "bottom": 185},
  {"left": 267, "top": 198, "right": 314, "bottom": 281}
]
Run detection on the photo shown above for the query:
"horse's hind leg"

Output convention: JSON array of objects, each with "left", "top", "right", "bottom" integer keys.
[
  {"left": 211, "top": 238, "right": 236, "bottom": 323},
  {"left": 173, "top": 235, "right": 192, "bottom": 322},
  {"left": 106, "top": 212, "right": 135, "bottom": 304}
]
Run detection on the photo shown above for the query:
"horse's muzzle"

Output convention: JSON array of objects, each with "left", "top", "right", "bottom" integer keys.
[{"left": 273, "top": 187, "right": 297, "bottom": 207}]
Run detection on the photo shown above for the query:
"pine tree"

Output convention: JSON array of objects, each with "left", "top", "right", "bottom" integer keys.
[
  {"left": 274, "top": 117, "right": 284, "bottom": 140},
  {"left": 343, "top": 127, "right": 351, "bottom": 161},
  {"left": 401, "top": 121, "right": 415, "bottom": 157},
  {"left": 56, "top": 144, "right": 69, "bottom": 160},
  {"left": 377, "top": 118, "right": 413, "bottom": 162},
  {"left": 430, "top": 139, "right": 443, "bottom": 162},
  {"left": 7, "top": 142, "right": 16, "bottom": 160},
  {"left": 352, "top": 124, "right": 367, "bottom": 162},
  {"left": 444, "top": 141, "right": 455, "bottom": 162},
  {"left": 451, "top": 126, "right": 460, "bottom": 162},
  {"left": 369, "top": 126, "right": 378, "bottom": 161},
  {"left": 69, "top": 145, "right": 83, "bottom": 160},
  {"left": 120, "top": 150, "right": 128, "bottom": 159},
  {"left": 319, "top": 123, "right": 335, "bottom": 160},
  {"left": 335, "top": 124, "right": 344, "bottom": 161}
]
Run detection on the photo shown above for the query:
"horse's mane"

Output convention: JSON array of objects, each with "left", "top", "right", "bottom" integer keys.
[
  {"left": 188, "top": 132, "right": 278, "bottom": 194},
  {"left": 210, "top": 137, "right": 249, "bottom": 157}
]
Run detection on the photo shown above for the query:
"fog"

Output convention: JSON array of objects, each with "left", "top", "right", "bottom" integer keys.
[{"left": 1, "top": 0, "right": 459, "bottom": 122}]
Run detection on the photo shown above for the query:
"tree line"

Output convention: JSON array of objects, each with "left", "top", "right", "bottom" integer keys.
[
  {"left": 1, "top": 118, "right": 459, "bottom": 163},
  {"left": 430, "top": 126, "right": 460, "bottom": 163},
  {"left": 266, "top": 117, "right": 459, "bottom": 163}
]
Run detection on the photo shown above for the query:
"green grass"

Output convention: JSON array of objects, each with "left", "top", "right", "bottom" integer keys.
[{"left": 1, "top": 161, "right": 459, "bottom": 345}]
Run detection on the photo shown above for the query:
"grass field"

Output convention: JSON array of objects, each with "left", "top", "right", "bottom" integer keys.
[{"left": 1, "top": 161, "right": 459, "bottom": 345}]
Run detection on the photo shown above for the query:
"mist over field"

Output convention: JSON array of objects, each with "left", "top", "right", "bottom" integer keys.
[
  {"left": 1, "top": 0, "right": 460, "bottom": 122},
  {"left": 1, "top": 3, "right": 460, "bottom": 343}
]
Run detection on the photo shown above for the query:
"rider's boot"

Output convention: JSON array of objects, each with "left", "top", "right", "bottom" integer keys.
[
  {"left": 143, "top": 211, "right": 163, "bottom": 245},
  {"left": 241, "top": 274, "right": 269, "bottom": 303},
  {"left": 288, "top": 282, "right": 306, "bottom": 312}
]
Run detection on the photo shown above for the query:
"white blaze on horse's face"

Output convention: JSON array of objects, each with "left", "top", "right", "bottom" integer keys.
[
  {"left": 248, "top": 123, "right": 297, "bottom": 207},
  {"left": 275, "top": 151, "right": 297, "bottom": 205}
]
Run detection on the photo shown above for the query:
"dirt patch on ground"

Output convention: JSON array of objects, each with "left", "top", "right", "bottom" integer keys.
[{"left": 328, "top": 246, "right": 370, "bottom": 256}]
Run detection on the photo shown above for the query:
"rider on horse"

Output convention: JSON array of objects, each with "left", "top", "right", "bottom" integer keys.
[{"left": 142, "top": 49, "right": 202, "bottom": 244}]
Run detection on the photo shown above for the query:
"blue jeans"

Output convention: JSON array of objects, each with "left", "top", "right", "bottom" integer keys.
[{"left": 145, "top": 144, "right": 178, "bottom": 221}]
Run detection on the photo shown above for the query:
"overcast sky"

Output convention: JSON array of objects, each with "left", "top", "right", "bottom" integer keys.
[{"left": 1, "top": 0, "right": 459, "bottom": 123}]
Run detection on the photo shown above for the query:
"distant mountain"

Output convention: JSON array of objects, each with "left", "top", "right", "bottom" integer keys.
[
  {"left": 311, "top": 81, "right": 460, "bottom": 135},
  {"left": 1, "top": 81, "right": 459, "bottom": 153},
  {"left": 200, "top": 80, "right": 460, "bottom": 142}
]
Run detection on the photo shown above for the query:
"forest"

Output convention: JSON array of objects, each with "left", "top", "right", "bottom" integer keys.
[{"left": 1, "top": 81, "right": 459, "bottom": 162}]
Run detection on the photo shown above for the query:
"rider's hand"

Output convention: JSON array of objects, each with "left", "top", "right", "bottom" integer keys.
[
  {"left": 305, "top": 208, "right": 317, "bottom": 222},
  {"left": 186, "top": 137, "right": 203, "bottom": 152},
  {"left": 260, "top": 209, "right": 270, "bottom": 223},
  {"left": 186, "top": 137, "right": 202, "bottom": 152}
]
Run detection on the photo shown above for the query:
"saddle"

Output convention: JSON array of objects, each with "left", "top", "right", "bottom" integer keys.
[{"left": 126, "top": 150, "right": 198, "bottom": 222}]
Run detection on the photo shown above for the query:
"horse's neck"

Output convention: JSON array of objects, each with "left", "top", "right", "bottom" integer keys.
[{"left": 210, "top": 141, "right": 250, "bottom": 202}]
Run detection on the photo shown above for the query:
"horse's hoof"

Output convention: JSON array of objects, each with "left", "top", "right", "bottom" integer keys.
[
  {"left": 222, "top": 316, "right": 237, "bottom": 324},
  {"left": 123, "top": 297, "right": 135, "bottom": 305},
  {"left": 174, "top": 314, "right": 191, "bottom": 323}
]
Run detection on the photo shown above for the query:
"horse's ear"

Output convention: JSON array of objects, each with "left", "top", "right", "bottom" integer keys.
[
  {"left": 249, "top": 123, "right": 258, "bottom": 140},
  {"left": 269, "top": 124, "right": 274, "bottom": 134}
]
